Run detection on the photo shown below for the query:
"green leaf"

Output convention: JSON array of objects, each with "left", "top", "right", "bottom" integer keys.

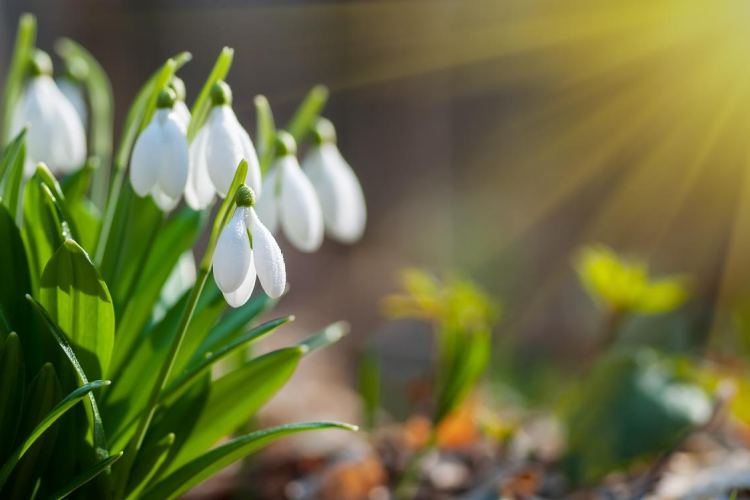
[
  {"left": 187, "top": 47, "right": 234, "bottom": 142},
  {"left": 191, "top": 290, "right": 276, "bottom": 363},
  {"left": 358, "top": 350, "right": 380, "bottom": 432},
  {"left": 0, "top": 380, "right": 109, "bottom": 492},
  {"left": 163, "top": 316, "right": 294, "bottom": 400},
  {"left": 286, "top": 84, "right": 329, "bottom": 144},
  {"left": 0, "top": 203, "right": 34, "bottom": 342},
  {"left": 22, "top": 169, "right": 67, "bottom": 291},
  {"left": 4, "top": 363, "right": 62, "bottom": 499},
  {"left": 124, "top": 434, "right": 174, "bottom": 500},
  {"left": 297, "top": 321, "right": 349, "bottom": 354},
  {"left": 110, "top": 207, "right": 207, "bottom": 377},
  {"left": 434, "top": 328, "right": 490, "bottom": 424},
  {"left": 54, "top": 38, "right": 114, "bottom": 208},
  {"left": 2, "top": 13, "right": 36, "bottom": 144},
  {"left": 44, "top": 452, "right": 123, "bottom": 500},
  {"left": 102, "top": 283, "right": 221, "bottom": 449},
  {"left": 0, "top": 129, "right": 27, "bottom": 220},
  {"left": 254, "top": 95, "right": 276, "bottom": 174},
  {"left": 164, "top": 347, "right": 306, "bottom": 473},
  {"left": 562, "top": 349, "right": 712, "bottom": 485},
  {"left": 0, "top": 333, "right": 25, "bottom": 464},
  {"left": 27, "top": 295, "right": 110, "bottom": 469},
  {"left": 40, "top": 239, "right": 115, "bottom": 382},
  {"left": 141, "top": 421, "right": 357, "bottom": 500},
  {"left": 35, "top": 164, "right": 82, "bottom": 242}
]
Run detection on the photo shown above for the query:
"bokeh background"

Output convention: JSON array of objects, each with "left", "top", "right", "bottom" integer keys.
[{"left": 3, "top": 0, "right": 749, "bottom": 425}]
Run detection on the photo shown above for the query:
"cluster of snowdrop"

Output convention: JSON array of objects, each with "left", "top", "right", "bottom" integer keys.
[{"left": 13, "top": 53, "right": 367, "bottom": 308}]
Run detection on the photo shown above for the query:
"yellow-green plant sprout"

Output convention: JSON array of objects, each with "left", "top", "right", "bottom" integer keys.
[
  {"left": 576, "top": 245, "right": 689, "bottom": 315},
  {"left": 382, "top": 269, "right": 499, "bottom": 499}
]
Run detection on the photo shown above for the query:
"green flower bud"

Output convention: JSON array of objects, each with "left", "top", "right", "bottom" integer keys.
[
  {"left": 310, "top": 117, "right": 337, "bottom": 145},
  {"left": 156, "top": 88, "right": 177, "bottom": 109},
  {"left": 275, "top": 130, "right": 297, "bottom": 157},
  {"left": 29, "top": 49, "right": 53, "bottom": 77},
  {"left": 236, "top": 185, "right": 256, "bottom": 207},
  {"left": 210, "top": 80, "right": 232, "bottom": 106}
]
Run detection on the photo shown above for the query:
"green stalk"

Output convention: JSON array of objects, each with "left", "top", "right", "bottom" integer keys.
[
  {"left": 2, "top": 13, "right": 36, "bottom": 144},
  {"left": 112, "top": 161, "right": 248, "bottom": 500}
]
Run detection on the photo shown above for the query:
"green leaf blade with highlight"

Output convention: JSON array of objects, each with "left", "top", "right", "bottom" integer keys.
[
  {"left": 2, "top": 13, "right": 36, "bottom": 143},
  {"left": 0, "top": 380, "right": 109, "bottom": 492},
  {"left": 187, "top": 47, "right": 234, "bottom": 142},
  {"left": 40, "top": 239, "right": 115, "bottom": 382},
  {"left": 286, "top": 84, "right": 329, "bottom": 143},
  {"left": 45, "top": 452, "right": 123, "bottom": 500},
  {"left": 142, "top": 422, "right": 357, "bottom": 500}
]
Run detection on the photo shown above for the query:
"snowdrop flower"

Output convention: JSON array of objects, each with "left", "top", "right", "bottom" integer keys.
[
  {"left": 168, "top": 76, "right": 191, "bottom": 130},
  {"left": 302, "top": 118, "right": 367, "bottom": 244},
  {"left": 256, "top": 131, "right": 324, "bottom": 253},
  {"left": 185, "top": 80, "right": 261, "bottom": 210},
  {"left": 214, "top": 185, "right": 286, "bottom": 307},
  {"left": 56, "top": 58, "right": 88, "bottom": 128},
  {"left": 11, "top": 50, "right": 86, "bottom": 176},
  {"left": 129, "top": 89, "right": 189, "bottom": 211}
]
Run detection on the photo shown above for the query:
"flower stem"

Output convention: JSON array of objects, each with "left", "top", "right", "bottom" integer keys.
[
  {"left": 112, "top": 162, "right": 247, "bottom": 500},
  {"left": 394, "top": 431, "right": 437, "bottom": 500}
]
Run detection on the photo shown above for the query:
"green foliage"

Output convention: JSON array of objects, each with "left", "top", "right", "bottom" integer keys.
[
  {"left": 577, "top": 245, "right": 689, "bottom": 315},
  {"left": 2, "top": 14, "right": 36, "bottom": 143},
  {"left": 383, "top": 268, "right": 499, "bottom": 425},
  {"left": 561, "top": 348, "right": 711, "bottom": 485},
  {"left": 0, "top": 21, "right": 354, "bottom": 500}
]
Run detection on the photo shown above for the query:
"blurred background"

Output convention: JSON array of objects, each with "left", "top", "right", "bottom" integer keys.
[{"left": 3, "top": 0, "right": 750, "bottom": 426}]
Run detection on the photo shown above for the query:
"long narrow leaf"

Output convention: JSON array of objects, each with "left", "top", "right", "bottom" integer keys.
[
  {"left": 44, "top": 452, "right": 123, "bottom": 500},
  {"left": 187, "top": 47, "right": 233, "bottom": 142},
  {"left": 163, "top": 316, "right": 294, "bottom": 399},
  {"left": 141, "top": 422, "right": 357, "bottom": 500},
  {"left": 0, "top": 380, "right": 109, "bottom": 491},
  {"left": 0, "top": 334, "right": 24, "bottom": 464},
  {"left": 286, "top": 84, "right": 328, "bottom": 143},
  {"left": 28, "top": 295, "right": 110, "bottom": 464},
  {"left": 254, "top": 95, "right": 275, "bottom": 174},
  {"left": 0, "top": 129, "right": 27, "bottom": 220},
  {"left": 2, "top": 13, "right": 36, "bottom": 143}
]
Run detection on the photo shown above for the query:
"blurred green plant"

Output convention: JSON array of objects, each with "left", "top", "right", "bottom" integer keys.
[
  {"left": 577, "top": 245, "right": 689, "bottom": 316},
  {"left": 380, "top": 268, "right": 499, "bottom": 498},
  {"left": 562, "top": 245, "right": 709, "bottom": 486},
  {"left": 0, "top": 14, "right": 354, "bottom": 500}
]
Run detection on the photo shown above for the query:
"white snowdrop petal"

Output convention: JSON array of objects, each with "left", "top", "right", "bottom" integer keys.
[
  {"left": 157, "top": 112, "right": 189, "bottom": 199},
  {"left": 237, "top": 123, "right": 262, "bottom": 196},
  {"left": 185, "top": 125, "right": 215, "bottom": 209},
  {"left": 223, "top": 256, "right": 256, "bottom": 307},
  {"left": 13, "top": 78, "right": 58, "bottom": 171},
  {"left": 206, "top": 106, "right": 245, "bottom": 197},
  {"left": 249, "top": 209, "right": 286, "bottom": 299},
  {"left": 56, "top": 78, "right": 87, "bottom": 127},
  {"left": 47, "top": 78, "right": 87, "bottom": 173},
  {"left": 279, "top": 156, "right": 324, "bottom": 252},
  {"left": 304, "top": 143, "right": 367, "bottom": 244},
  {"left": 254, "top": 166, "right": 279, "bottom": 233},
  {"left": 129, "top": 119, "right": 163, "bottom": 196},
  {"left": 173, "top": 100, "right": 191, "bottom": 132},
  {"left": 213, "top": 208, "right": 252, "bottom": 294},
  {"left": 151, "top": 183, "right": 180, "bottom": 212}
]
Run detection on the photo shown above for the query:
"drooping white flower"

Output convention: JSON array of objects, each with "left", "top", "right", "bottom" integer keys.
[
  {"left": 214, "top": 186, "right": 286, "bottom": 307},
  {"left": 184, "top": 80, "right": 261, "bottom": 210},
  {"left": 56, "top": 58, "right": 88, "bottom": 128},
  {"left": 11, "top": 50, "right": 86, "bottom": 176},
  {"left": 302, "top": 118, "right": 366, "bottom": 244},
  {"left": 255, "top": 131, "right": 324, "bottom": 253},
  {"left": 168, "top": 76, "right": 191, "bottom": 130},
  {"left": 129, "top": 89, "right": 189, "bottom": 211}
]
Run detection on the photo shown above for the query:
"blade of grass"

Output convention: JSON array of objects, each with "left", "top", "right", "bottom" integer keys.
[
  {"left": 0, "top": 380, "right": 109, "bottom": 492},
  {"left": 2, "top": 13, "right": 36, "bottom": 144}
]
